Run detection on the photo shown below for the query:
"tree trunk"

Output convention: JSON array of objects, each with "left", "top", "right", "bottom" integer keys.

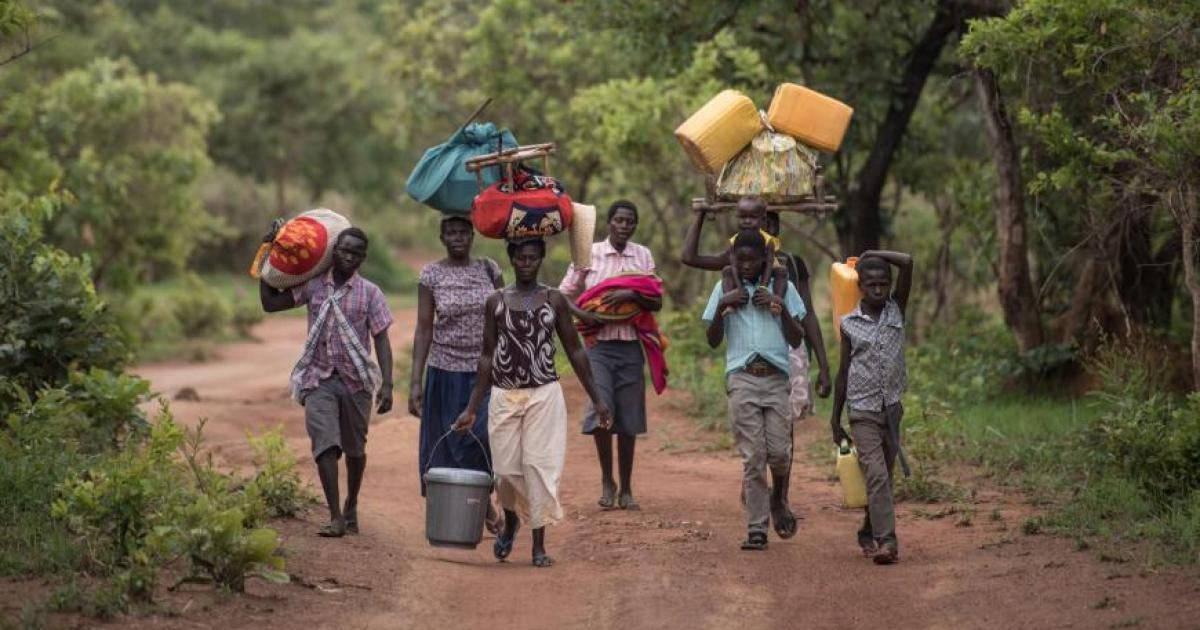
[
  {"left": 975, "top": 68, "right": 1045, "bottom": 353},
  {"left": 843, "top": 0, "right": 964, "bottom": 255},
  {"left": 1116, "top": 206, "right": 1180, "bottom": 329},
  {"left": 1171, "top": 187, "right": 1200, "bottom": 391}
]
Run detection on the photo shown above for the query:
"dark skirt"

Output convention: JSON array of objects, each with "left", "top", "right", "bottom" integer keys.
[
  {"left": 419, "top": 366, "right": 491, "bottom": 496},
  {"left": 582, "top": 340, "right": 648, "bottom": 436}
]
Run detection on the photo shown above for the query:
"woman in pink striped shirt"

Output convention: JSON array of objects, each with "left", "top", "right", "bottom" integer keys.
[{"left": 558, "top": 200, "right": 660, "bottom": 510}]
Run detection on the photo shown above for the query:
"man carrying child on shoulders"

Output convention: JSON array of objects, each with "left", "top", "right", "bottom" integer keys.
[{"left": 701, "top": 229, "right": 806, "bottom": 551}]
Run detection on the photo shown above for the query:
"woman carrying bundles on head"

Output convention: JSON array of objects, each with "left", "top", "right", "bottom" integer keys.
[
  {"left": 409, "top": 216, "right": 505, "bottom": 531},
  {"left": 558, "top": 200, "right": 662, "bottom": 511},
  {"left": 453, "top": 238, "right": 613, "bottom": 567}
]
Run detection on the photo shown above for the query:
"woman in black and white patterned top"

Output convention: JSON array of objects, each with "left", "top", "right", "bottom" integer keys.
[{"left": 454, "top": 238, "right": 612, "bottom": 568}]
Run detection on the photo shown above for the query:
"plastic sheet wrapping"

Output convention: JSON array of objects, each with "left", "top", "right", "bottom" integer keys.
[{"left": 715, "top": 130, "right": 817, "bottom": 202}]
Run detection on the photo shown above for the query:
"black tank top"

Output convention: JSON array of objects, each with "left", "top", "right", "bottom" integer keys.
[{"left": 492, "top": 288, "right": 558, "bottom": 389}]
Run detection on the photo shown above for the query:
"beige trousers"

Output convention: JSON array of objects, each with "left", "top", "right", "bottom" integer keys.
[
  {"left": 488, "top": 382, "right": 567, "bottom": 528},
  {"left": 726, "top": 370, "right": 793, "bottom": 534}
]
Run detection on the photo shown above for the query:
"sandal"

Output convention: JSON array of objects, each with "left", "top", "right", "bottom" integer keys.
[
  {"left": 532, "top": 553, "right": 554, "bottom": 568},
  {"left": 740, "top": 531, "right": 768, "bottom": 551},
  {"left": 598, "top": 480, "right": 617, "bottom": 510},
  {"left": 617, "top": 492, "right": 640, "bottom": 511},
  {"left": 493, "top": 517, "right": 519, "bottom": 561},
  {"left": 317, "top": 520, "right": 346, "bottom": 538}
]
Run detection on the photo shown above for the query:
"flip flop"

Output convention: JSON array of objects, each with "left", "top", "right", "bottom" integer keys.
[
  {"left": 343, "top": 502, "right": 358, "bottom": 535},
  {"left": 740, "top": 532, "right": 768, "bottom": 551},
  {"left": 598, "top": 480, "right": 617, "bottom": 510},
  {"left": 532, "top": 553, "right": 554, "bottom": 568},
  {"left": 493, "top": 518, "right": 519, "bottom": 561},
  {"left": 317, "top": 521, "right": 346, "bottom": 538},
  {"left": 617, "top": 493, "right": 641, "bottom": 511},
  {"left": 771, "top": 504, "right": 797, "bottom": 539}
]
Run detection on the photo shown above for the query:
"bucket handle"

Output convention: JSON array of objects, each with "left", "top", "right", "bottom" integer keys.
[{"left": 423, "top": 428, "right": 494, "bottom": 479}]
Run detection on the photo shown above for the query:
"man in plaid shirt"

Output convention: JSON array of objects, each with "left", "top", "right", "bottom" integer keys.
[{"left": 261, "top": 226, "right": 394, "bottom": 538}]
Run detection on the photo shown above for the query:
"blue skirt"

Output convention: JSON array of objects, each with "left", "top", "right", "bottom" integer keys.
[{"left": 419, "top": 366, "right": 492, "bottom": 496}]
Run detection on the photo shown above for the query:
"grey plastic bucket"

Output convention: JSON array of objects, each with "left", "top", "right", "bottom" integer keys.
[{"left": 422, "top": 431, "right": 494, "bottom": 549}]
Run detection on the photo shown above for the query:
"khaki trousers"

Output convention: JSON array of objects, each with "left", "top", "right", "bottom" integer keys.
[
  {"left": 849, "top": 403, "right": 903, "bottom": 549},
  {"left": 488, "top": 382, "right": 567, "bottom": 529},
  {"left": 726, "top": 370, "right": 792, "bottom": 534}
]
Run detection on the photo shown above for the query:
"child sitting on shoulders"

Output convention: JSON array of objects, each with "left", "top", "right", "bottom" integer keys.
[{"left": 681, "top": 196, "right": 790, "bottom": 315}]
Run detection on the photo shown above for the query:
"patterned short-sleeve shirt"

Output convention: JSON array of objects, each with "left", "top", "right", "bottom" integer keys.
[
  {"left": 292, "top": 271, "right": 393, "bottom": 393},
  {"left": 419, "top": 258, "right": 500, "bottom": 372},
  {"left": 841, "top": 298, "right": 907, "bottom": 412}
]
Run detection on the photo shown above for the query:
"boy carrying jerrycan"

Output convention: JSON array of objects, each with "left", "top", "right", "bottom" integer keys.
[{"left": 829, "top": 250, "right": 913, "bottom": 565}]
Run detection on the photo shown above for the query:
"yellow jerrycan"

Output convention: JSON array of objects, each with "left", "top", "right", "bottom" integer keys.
[
  {"left": 836, "top": 439, "right": 868, "bottom": 509},
  {"left": 830, "top": 257, "right": 863, "bottom": 343}
]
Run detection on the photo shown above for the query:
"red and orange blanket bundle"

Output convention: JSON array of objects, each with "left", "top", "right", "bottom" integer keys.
[{"left": 574, "top": 273, "right": 669, "bottom": 394}]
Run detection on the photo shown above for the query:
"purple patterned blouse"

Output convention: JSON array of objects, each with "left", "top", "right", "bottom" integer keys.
[{"left": 419, "top": 258, "right": 501, "bottom": 372}]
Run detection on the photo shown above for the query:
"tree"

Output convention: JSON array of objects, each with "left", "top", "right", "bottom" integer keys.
[
  {"left": 975, "top": 68, "right": 1043, "bottom": 352},
  {"left": 212, "top": 30, "right": 402, "bottom": 212},
  {"left": 963, "top": 0, "right": 1200, "bottom": 379},
  {"left": 563, "top": 31, "right": 771, "bottom": 303},
  {"left": 572, "top": 0, "right": 1002, "bottom": 256},
  {"left": 0, "top": 58, "right": 217, "bottom": 290},
  {"left": 963, "top": 0, "right": 1200, "bottom": 341}
]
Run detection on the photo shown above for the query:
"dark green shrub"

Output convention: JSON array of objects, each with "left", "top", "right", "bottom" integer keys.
[
  {"left": 0, "top": 212, "right": 129, "bottom": 403},
  {"left": 172, "top": 274, "right": 233, "bottom": 339},
  {"left": 1084, "top": 392, "right": 1200, "bottom": 502}
]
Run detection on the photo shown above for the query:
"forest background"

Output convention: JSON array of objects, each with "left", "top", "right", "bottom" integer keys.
[{"left": 2, "top": 0, "right": 1200, "bottom": 619}]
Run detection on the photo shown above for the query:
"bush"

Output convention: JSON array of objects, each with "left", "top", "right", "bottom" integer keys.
[
  {"left": 0, "top": 212, "right": 129, "bottom": 402},
  {"left": 231, "top": 299, "right": 265, "bottom": 337},
  {"left": 659, "top": 309, "right": 729, "bottom": 431},
  {"left": 245, "top": 427, "right": 315, "bottom": 518},
  {"left": 359, "top": 236, "right": 419, "bottom": 294},
  {"left": 51, "top": 410, "right": 287, "bottom": 607},
  {"left": 1083, "top": 392, "right": 1200, "bottom": 502},
  {"left": 172, "top": 274, "right": 234, "bottom": 339}
]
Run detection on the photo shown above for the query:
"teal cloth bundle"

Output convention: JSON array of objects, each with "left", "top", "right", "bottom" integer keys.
[{"left": 406, "top": 122, "right": 518, "bottom": 214}]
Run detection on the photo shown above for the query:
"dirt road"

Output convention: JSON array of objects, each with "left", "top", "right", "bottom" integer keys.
[{"left": 129, "top": 312, "right": 1200, "bottom": 630}]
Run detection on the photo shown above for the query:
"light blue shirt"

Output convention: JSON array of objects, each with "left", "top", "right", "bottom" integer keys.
[{"left": 701, "top": 279, "right": 806, "bottom": 375}]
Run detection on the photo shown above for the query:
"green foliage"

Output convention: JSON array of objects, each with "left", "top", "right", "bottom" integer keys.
[
  {"left": 51, "top": 412, "right": 287, "bottom": 605},
  {"left": 1083, "top": 392, "right": 1200, "bottom": 502},
  {"left": 245, "top": 427, "right": 314, "bottom": 518},
  {"left": 0, "top": 211, "right": 129, "bottom": 399},
  {"left": 172, "top": 274, "right": 234, "bottom": 339},
  {"left": 112, "top": 273, "right": 261, "bottom": 360},
  {"left": 659, "top": 309, "right": 729, "bottom": 431},
  {"left": 1, "top": 57, "right": 218, "bottom": 290},
  {"left": 359, "top": 236, "right": 419, "bottom": 295}
]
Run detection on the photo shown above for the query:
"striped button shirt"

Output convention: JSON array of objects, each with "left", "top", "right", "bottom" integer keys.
[
  {"left": 292, "top": 271, "right": 393, "bottom": 394},
  {"left": 557, "top": 237, "right": 656, "bottom": 342},
  {"left": 841, "top": 299, "right": 907, "bottom": 412}
]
